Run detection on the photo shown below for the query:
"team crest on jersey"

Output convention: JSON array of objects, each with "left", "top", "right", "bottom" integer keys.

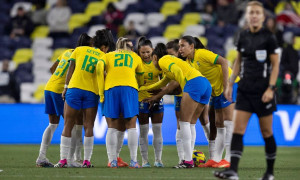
[
  {"left": 196, "top": 61, "right": 200, "bottom": 66},
  {"left": 140, "top": 102, "right": 144, "bottom": 109}
]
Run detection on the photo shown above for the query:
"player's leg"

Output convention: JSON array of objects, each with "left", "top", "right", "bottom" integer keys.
[
  {"left": 74, "top": 110, "right": 83, "bottom": 162},
  {"left": 174, "top": 96, "right": 184, "bottom": 166},
  {"left": 115, "top": 116, "right": 128, "bottom": 167},
  {"left": 151, "top": 107, "right": 164, "bottom": 167},
  {"left": 214, "top": 110, "right": 251, "bottom": 179},
  {"left": 259, "top": 114, "right": 276, "bottom": 180},
  {"left": 190, "top": 104, "right": 203, "bottom": 151},
  {"left": 138, "top": 110, "right": 150, "bottom": 167},
  {"left": 199, "top": 104, "right": 210, "bottom": 142}
]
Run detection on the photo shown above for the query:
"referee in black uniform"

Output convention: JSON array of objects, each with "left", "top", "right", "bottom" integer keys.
[{"left": 214, "top": 1, "right": 279, "bottom": 180}]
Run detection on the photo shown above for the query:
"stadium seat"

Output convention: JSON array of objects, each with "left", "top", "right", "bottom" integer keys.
[
  {"left": 181, "top": 13, "right": 201, "bottom": 27},
  {"left": 15, "top": 62, "right": 34, "bottom": 83},
  {"left": 124, "top": 13, "right": 148, "bottom": 34},
  {"left": 198, "top": 36, "right": 207, "bottom": 47},
  {"left": 32, "top": 38, "right": 54, "bottom": 49},
  {"left": 184, "top": 25, "right": 205, "bottom": 37},
  {"left": 150, "top": 36, "right": 168, "bottom": 47},
  {"left": 12, "top": 49, "right": 33, "bottom": 66},
  {"left": 53, "top": 37, "right": 72, "bottom": 49},
  {"left": 85, "top": 1, "right": 106, "bottom": 18},
  {"left": 88, "top": 24, "right": 106, "bottom": 37},
  {"left": 20, "top": 83, "right": 37, "bottom": 103},
  {"left": 33, "top": 48, "right": 53, "bottom": 60},
  {"left": 69, "top": 13, "right": 91, "bottom": 33},
  {"left": 164, "top": 15, "right": 182, "bottom": 26},
  {"left": 275, "top": 1, "right": 286, "bottom": 15},
  {"left": 146, "top": 13, "right": 165, "bottom": 28},
  {"left": 163, "top": 24, "right": 185, "bottom": 40},
  {"left": 226, "top": 49, "right": 238, "bottom": 67},
  {"left": 293, "top": 36, "right": 300, "bottom": 50},
  {"left": 0, "top": 47, "right": 14, "bottom": 60},
  {"left": 148, "top": 26, "right": 165, "bottom": 38},
  {"left": 160, "top": 1, "right": 182, "bottom": 17},
  {"left": 51, "top": 48, "right": 68, "bottom": 62},
  {"left": 179, "top": 0, "right": 191, "bottom": 5},
  {"left": 30, "top": 26, "right": 50, "bottom": 39},
  {"left": 14, "top": 37, "right": 32, "bottom": 49},
  {"left": 34, "top": 69, "right": 51, "bottom": 84},
  {"left": 114, "top": 1, "right": 129, "bottom": 11}
]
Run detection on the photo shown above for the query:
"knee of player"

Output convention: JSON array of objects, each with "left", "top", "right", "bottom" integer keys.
[{"left": 260, "top": 127, "right": 273, "bottom": 138}]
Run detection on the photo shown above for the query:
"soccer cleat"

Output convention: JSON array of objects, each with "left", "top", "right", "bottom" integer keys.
[
  {"left": 174, "top": 160, "right": 194, "bottom": 168},
  {"left": 154, "top": 161, "right": 164, "bottom": 168},
  {"left": 54, "top": 159, "right": 67, "bottom": 168},
  {"left": 36, "top": 158, "right": 54, "bottom": 168},
  {"left": 259, "top": 173, "right": 274, "bottom": 180},
  {"left": 198, "top": 159, "right": 218, "bottom": 168},
  {"left": 108, "top": 160, "right": 118, "bottom": 168},
  {"left": 214, "top": 169, "right": 239, "bottom": 180},
  {"left": 142, "top": 161, "right": 151, "bottom": 168},
  {"left": 82, "top": 160, "right": 92, "bottom": 168},
  {"left": 212, "top": 159, "right": 230, "bottom": 168},
  {"left": 68, "top": 160, "right": 82, "bottom": 168},
  {"left": 129, "top": 160, "right": 142, "bottom": 168},
  {"left": 117, "top": 157, "right": 128, "bottom": 167}
]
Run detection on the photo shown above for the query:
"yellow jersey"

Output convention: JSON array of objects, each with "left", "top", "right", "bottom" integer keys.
[
  {"left": 103, "top": 50, "right": 144, "bottom": 91},
  {"left": 138, "top": 61, "right": 162, "bottom": 101},
  {"left": 68, "top": 46, "right": 105, "bottom": 95},
  {"left": 187, "top": 49, "right": 239, "bottom": 97},
  {"left": 45, "top": 49, "right": 73, "bottom": 94}
]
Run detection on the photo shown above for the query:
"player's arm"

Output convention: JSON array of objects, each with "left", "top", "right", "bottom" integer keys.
[
  {"left": 50, "top": 61, "right": 59, "bottom": 74},
  {"left": 139, "top": 75, "right": 170, "bottom": 91},
  {"left": 136, "top": 58, "right": 145, "bottom": 87},
  {"left": 225, "top": 53, "right": 241, "bottom": 102},
  {"left": 62, "top": 49, "right": 77, "bottom": 100},
  {"left": 215, "top": 55, "right": 229, "bottom": 93},
  {"left": 96, "top": 59, "right": 105, "bottom": 103},
  {"left": 168, "top": 63, "right": 185, "bottom": 91}
]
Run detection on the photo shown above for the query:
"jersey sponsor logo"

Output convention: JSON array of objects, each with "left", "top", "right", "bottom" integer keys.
[{"left": 255, "top": 50, "right": 267, "bottom": 62}]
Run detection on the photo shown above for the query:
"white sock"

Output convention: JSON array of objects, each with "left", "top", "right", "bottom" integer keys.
[
  {"left": 84, "top": 136, "right": 94, "bottom": 161},
  {"left": 152, "top": 123, "right": 163, "bottom": 162},
  {"left": 116, "top": 130, "right": 125, "bottom": 157},
  {"left": 128, "top": 128, "right": 138, "bottom": 162},
  {"left": 176, "top": 129, "right": 184, "bottom": 163},
  {"left": 215, "top": 127, "right": 225, "bottom": 162},
  {"left": 60, "top": 136, "right": 71, "bottom": 160},
  {"left": 106, "top": 128, "right": 118, "bottom": 162},
  {"left": 202, "top": 122, "right": 210, "bottom": 142},
  {"left": 179, "top": 121, "right": 192, "bottom": 161},
  {"left": 38, "top": 123, "right": 58, "bottom": 160},
  {"left": 68, "top": 126, "right": 77, "bottom": 161},
  {"left": 190, "top": 124, "right": 196, "bottom": 151},
  {"left": 139, "top": 124, "right": 149, "bottom": 162},
  {"left": 74, "top": 125, "right": 83, "bottom": 161},
  {"left": 224, "top": 121, "right": 233, "bottom": 162},
  {"left": 209, "top": 140, "right": 216, "bottom": 160}
]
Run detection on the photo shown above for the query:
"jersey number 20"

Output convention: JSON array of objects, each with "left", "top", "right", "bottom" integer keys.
[{"left": 114, "top": 54, "right": 133, "bottom": 68}]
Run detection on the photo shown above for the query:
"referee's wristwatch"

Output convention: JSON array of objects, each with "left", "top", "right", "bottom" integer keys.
[{"left": 268, "top": 85, "right": 276, "bottom": 91}]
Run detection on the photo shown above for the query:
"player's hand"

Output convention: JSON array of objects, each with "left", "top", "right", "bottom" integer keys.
[
  {"left": 262, "top": 88, "right": 274, "bottom": 103},
  {"left": 62, "top": 88, "right": 67, "bottom": 101},
  {"left": 142, "top": 96, "right": 160, "bottom": 109},
  {"left": 100, "top": 95, "right": 104, "bottom": 103},
  {"left": 224, "top": 86, "right": 233, "bottom": 102}
]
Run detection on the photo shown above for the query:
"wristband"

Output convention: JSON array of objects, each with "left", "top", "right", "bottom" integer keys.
[
  {"left": 268, "top": 85, "right": 276, "bottom": 91},
  {"left": 64, "top": 84, "right": 68, "bottom": 88}
]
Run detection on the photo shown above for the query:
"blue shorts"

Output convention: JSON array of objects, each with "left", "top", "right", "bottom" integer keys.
[
  {"left": 44, "top": 90, "right": 64, "bottom": 116},
  {"left": 65, "top": 88, "right": 99, "bottom": 110},
  {"left": 103, "top": 86, "right": 139, "bottom": 119},
  {"left": 174, "top": 96, "right": 182, "bottom": 112},
  {"left": 183, "top": 76, "right": 212, "bottom": 104},
  {"left": 139, "top": 99, "right": 164, "bottom": 114},
  {"left": 210, "top": 83, "right": 238, "bottom": 109}
]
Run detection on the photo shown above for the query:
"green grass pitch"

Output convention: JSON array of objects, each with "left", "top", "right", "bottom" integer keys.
[{"left": 0, "top": 145, "right": 299, "bottom": 179}]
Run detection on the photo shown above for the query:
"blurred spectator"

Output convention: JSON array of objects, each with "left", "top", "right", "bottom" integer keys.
[
  {"left": 280, "top": 32, "right": 299, "bottom": 81},
  {"left": 266, "top": 17, "right": 283, "bottom": 47},
  {"left": 31, "top": 1, "right": 48, "bottom": 26},
  {"left": 104, "top": 2, "right": 124, "bottom": 37},
  {"left": 276, "top": 2, "right": 300, "bottom": 27},
  {"left": 191, "top": 0, "right": 207, "bottom": 12},
  {"left": 47, "top": 0, "right": 71, "bottom": 38},
  {"left": 124, "top": 21, "right": 140, "bottom": 42},
  {"left": 5, "top": 6, "right": 34, "bottom": 39},
  {"left": 201, "top": 3, "right": 217, "bottom": 26},
  {"left": 0, "top": 60, "right": 20, "bottom": 103},
  {"left": 216, "top": 0, "right": 239, "bottom": 25}
]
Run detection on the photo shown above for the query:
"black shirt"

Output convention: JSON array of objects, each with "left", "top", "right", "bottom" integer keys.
[{"left": 236, "top": 28, "right": 278, "bottom": 94}]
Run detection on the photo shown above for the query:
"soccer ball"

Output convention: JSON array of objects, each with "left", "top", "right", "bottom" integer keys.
[{"left": 192, "top": 150, "right": 206, "bottom": 166}]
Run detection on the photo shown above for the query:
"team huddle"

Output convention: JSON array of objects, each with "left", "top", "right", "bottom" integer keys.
[{"left": 36, "top": 1, "right": 279, "bottom": 179}]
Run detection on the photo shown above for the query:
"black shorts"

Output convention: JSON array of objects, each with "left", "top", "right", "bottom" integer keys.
[{"left": 235, "top": 89, "right": 277, "bottom": 117}]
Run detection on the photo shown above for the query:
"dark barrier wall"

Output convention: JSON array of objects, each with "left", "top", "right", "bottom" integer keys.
[{"left": 0, "top": 104, "right": 299, "bottom": 146}]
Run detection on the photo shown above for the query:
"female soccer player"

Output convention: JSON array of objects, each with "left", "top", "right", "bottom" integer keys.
[
  {"left": 214, "top": 1, "right": 279, "bottom": 180},
  {"left": 140, "top": 43, "right": 212, "bottom": 168},
  {"left": 179, "top": 36, "right": 239, "bottom": 168},
  {"left": 100, "top": 37, "right": 144, "bottom": 168},
  {"left": 36, "top": 33, "right": 91, "bottom": 168},
  {"left": 136, "top": 37, "right": 164, "bottom": 168},
  {"left": 55, "top": 29, "right": 115, "bottom": 168}
]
